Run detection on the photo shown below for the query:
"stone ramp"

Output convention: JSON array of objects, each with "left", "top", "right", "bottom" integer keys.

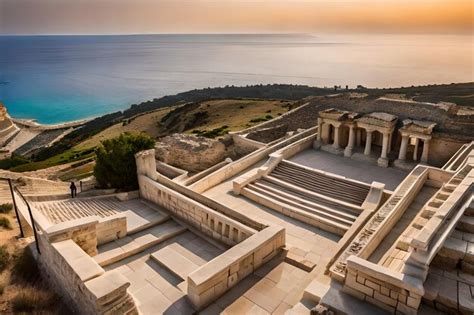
[
  {"left": 151, "top": 243, "right": 206, "bottom": 281},
  {"left": 94, "top": 220, "right": 187, "bottom": 267}
]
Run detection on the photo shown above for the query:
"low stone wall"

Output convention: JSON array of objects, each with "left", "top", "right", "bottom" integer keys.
[
  {"left": 179, "top": 158, "right": 232, "bottom": 186},
  {"left": 35, "top": 235, "right": 138, "bottom": 315},
  {"left": 187, "top": 225, "right": 285, "bottom": 310},
  {"left": 330, "top": 166, "right": 429, "bottom": 277},
  {"left": 139, "top": 175, "right": 256, "bottom": 246},
  {"left": 45, "top": 216, "right": 99, "bottom": 256},
  {"left": 344, "top": 256, "right": 424, "bottom": 315},
  {"left": 156, "top": 160, "right": 187, "bottom": 179},
  {"left": 96, "top": 213, "right": 127, "bottom": 245}
]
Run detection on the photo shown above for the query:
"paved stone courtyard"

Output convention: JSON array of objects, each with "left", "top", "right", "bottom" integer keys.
[{"left": 290, "top": 149, "right": 408, "bottom": 191}]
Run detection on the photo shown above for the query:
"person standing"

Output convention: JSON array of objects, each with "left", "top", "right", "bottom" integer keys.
[{"left": 70, "top": 181, "right": 77, "bottom": 198}]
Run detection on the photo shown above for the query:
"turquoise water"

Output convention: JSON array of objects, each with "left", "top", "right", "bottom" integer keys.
[{"left": 0, "top": 34, "right": 472, "bottom": 124}]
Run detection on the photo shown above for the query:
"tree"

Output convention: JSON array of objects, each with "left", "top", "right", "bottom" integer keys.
[{"left": 94, "top": 133, "right": 155, "bottom": 191}]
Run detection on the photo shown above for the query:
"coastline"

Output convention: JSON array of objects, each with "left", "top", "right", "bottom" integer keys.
[{"left": 10, "top": 117, "right": 91, "bottom": 131}]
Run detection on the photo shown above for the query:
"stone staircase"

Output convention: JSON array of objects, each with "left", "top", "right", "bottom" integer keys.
[
  {"left": 434, "top": 200, "right": 474, "bottom": 274},
  {"left": 241, "top": 160, "right": 371, "bottom": 236},
  {"left": 94, "top": 219, "right": 187, "bottom": 267},
  {"left": 271, "top": 161, "right": 370, "bottom": 206}
]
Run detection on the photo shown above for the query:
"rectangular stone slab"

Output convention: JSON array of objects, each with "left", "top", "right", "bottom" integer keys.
[{"left": 151, "top": 245, "right": 203, "bottom": 281}]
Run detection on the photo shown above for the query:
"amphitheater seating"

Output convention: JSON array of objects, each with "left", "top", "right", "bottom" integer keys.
[{"left": 241, "top": 160, "right": 373, "bottom": 236}]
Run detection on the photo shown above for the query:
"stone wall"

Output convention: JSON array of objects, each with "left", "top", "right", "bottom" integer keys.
[
  {"left": 187, "top": 225, "right": 285, "bottom": 310},
  {"left": 35, "top": 235, "right": 138, "bottom": 315},
  {"left": 344, "top": 256, "right": 424, "bottom": 315},
  {"left": 139, "top": 175, "right": 255, "bottom": 246}
]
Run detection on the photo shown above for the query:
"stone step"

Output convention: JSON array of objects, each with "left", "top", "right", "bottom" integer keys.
[
  {"left": 242, "top": 186, "right": 349, "bottom": 236},
  {"left": 254, "top": 180, "right": 359, "bottom": 220},
  {"left": 456, "top": 215, "right": 474, "bottom": 234},
  {"left": 150, "top": 243, "right": 206, "bottom": 281},
  {"left": 435, "top": 237, "right": 474, "bottom": 274},
  {"left": 271, "top": 169, "right": 366, "bottom": 206},
  {"left": 275, "top": 166, "right": 364, "bottom": 194},
  {"left": 124, "top": 209, "right": 170, "bottom": 235},
  {"left": 94, "top": 220, "right": 187, "bottom": 267},
  {"left": 275, "top": 163, "right": 369, "bottom": 195},
  {"left": 247, "top": 183, "right": 354, "bottom": 227},
  {"left": 262, "top": 176, "right": 362, "bottom": 215}
]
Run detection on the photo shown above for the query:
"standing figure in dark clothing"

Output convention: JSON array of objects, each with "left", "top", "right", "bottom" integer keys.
[{"left": 70, "top": 181, "right": 77, "bottom": 198}]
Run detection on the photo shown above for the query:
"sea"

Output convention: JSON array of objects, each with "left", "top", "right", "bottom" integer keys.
[{"left": 0, "top": 34, "right": 472, "bottom": 124}]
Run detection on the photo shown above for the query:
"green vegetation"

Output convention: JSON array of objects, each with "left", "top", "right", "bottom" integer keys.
[
  {"left": 0, "top": 217, "right": 11, "bottom": 230},
  {"left": 0, "top": 203, "right": 13, "bottom": 214},
  {"left": 250, "top": 114, "right": 273, "bottom": 123},
  {"left": 94, "top": 133, "right": 155, "bottom": 191},
  {"left": 192, "top": 125, "right": 229, "bottom": 138},
  {"left": 0, "top": 245, "right": 10, "bottom": 271},
  {"left": 0, "top": 154, "right": 30, "bottom": 170},
  {"left": 9, "top": 147, "right": 95, "bottom": 172}
]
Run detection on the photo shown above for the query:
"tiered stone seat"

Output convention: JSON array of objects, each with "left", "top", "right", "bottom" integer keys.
[
  {"left": 94, "top": 220, "right": 187, "bottom": 267},
  {"left": 151, "top": 243, "right": 206, "bottom": 281},
  {"left": 241, "top": 160, "right": 372, "bottom": 236},
  {"left": 270, "top": 161, "right": 370, "bottom": 206}
]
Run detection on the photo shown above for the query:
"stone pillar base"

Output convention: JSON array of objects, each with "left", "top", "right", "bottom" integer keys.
[
  {"left": 377, "top": 157, "right": 389, "bottom": 168},
  {"left": 394, "top": 159, "right": 417, "bottom": 171},
  {"left": 313, "top": 140, "right": 323, "bottom": 150},
  {"left": 344, "top": 147, "right": 353, "bottom": 157},
  {"left": 321, "top": 144, "right": 344, "bottom": 156}
]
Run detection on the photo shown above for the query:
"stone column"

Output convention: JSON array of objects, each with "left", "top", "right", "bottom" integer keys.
[
  {"left": 356, "top": 129, "right": 362, "bottom": 147},
  {"left": 317, "top": 118, "right": 323, "bottom": 141},
  {"left": 421, "top": 138, "right": 430, "bottom": 163},
  {"left": 364, "top": 130, "right": 373, "bottom": 156},
  {"left": 333, "top": 126, "right": 340, "bottom": 149},
  {"left": 413, "top": 138, "right": 420, "bottom": 161},
  {"left": 398, "top": 135, "right": 409, "bottom": 160},
  {"left": 380, "top": 133, "right": 389, "bottom": 159},
  {"left": 387, "top": 132, "right": 393, "bottom": 153},
  {"left": 344, "top": 125, "right": 356, "bottom": 157}
]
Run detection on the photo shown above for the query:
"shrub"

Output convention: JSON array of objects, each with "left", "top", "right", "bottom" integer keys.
[
  {"left": 0, "top": 217, "right": 11, "bottom": 230},
  {"left": 0, "top": 245, "right": 10, "bottom": 271},
  {"left": 11, "top": 286, "right": 57, "bottom": 312},
  {"left": 94, "top": 133, "right": 155, "bottom": 191},
  {"left": 0, "top": 203, "right": 12, "bottom": 214},
  {"left": 0, "top": 154, "right": 30, "bottom": 170}
]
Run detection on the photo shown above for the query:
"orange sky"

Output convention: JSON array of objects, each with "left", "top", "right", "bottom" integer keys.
[{"left": 0, "top": 0, "right": 472, "bottom": 35}]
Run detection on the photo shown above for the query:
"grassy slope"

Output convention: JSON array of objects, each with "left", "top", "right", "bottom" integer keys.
[{"left": 11, "top": 99, "right": 293, "bottom": 175}]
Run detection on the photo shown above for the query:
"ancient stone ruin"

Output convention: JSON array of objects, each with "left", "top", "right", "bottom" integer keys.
[{"left": 10, "top": 98, "right": 474, "bottom": 314}]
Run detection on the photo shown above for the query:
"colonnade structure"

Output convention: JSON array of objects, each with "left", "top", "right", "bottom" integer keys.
[
  {"left": 316, "top": 108, "right": 399, "bottom": 167},
  {"left": 394, "top": 119, "right": 437, "bottom": 168}
]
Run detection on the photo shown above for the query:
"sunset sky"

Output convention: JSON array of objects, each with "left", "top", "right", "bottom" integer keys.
[{"left": 0, "top": 0, "right": 472, "bottom": 35}]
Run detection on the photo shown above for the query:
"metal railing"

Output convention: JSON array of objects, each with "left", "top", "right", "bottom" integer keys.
[{"left": 0, "top": 177, "right": 41, "bottom": 254}]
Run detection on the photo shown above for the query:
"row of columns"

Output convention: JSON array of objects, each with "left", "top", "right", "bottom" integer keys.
[
  {"left": 398, "top": 135, "right": 430, "bottom": 163},
  {"left": 319, "top": 121, "right": 392, "bottom": 161}
]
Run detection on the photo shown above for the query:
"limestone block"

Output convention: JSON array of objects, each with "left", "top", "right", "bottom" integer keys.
[
  {"left": 458, "top": 282, "right": 474, "bottom": 314},
  {"left": 373, "top": 291, "right": 397, "bottom": 307},
  {"left": 436, "top": 277, "right": 458, "bottom": 310},
  {"left": 395, "top": 301, "right": 417, "bottom": 315}
]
